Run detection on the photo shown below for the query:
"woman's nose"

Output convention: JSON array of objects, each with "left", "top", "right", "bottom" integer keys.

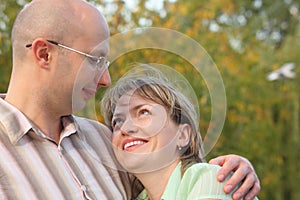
[{"left": 120, "top": 118, "right": 138, "bottom": 135}]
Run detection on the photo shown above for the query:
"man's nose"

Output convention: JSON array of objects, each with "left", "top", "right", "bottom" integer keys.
[{"left": 96, "top": 68, "right": 111, "bottom": 89}]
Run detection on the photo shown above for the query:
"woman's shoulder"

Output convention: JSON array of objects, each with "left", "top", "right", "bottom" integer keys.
[
  {"left": 184, "top": 163, "right": 222, "bottom": 177},
  {"left": 177, "top": 163, "right": 233, "bottom": 199}
]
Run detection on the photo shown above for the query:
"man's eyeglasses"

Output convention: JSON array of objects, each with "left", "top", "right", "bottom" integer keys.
[{"left": 25, "top": 40, "right": 110, "bottom": 70}]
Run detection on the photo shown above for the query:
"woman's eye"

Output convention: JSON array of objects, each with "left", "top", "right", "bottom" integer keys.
[
  {"left": 139, "top": 109, "right": 150, "bottom": 116},
  {"left": 112, "top": 118, "right": 123, "bottom": 128}
]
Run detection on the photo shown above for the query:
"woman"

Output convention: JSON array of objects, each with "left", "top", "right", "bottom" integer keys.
[{"left": 101, "top": 65, "right": 258, "bottom": 200}]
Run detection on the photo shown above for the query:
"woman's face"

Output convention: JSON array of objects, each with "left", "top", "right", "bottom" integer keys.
[{"left": 111, "top": 91, "right": 181, "bottom": 173}]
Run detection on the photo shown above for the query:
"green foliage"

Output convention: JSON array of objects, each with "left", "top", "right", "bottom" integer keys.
[
  {"left": 98, "top": 1, "right": 300, "bottom": 199},
  {"left": 1, "top": 0, "right": 299, "bottom": 199},
  {"left": 0, "top": 0, "right": 30, "bottom": 92}
]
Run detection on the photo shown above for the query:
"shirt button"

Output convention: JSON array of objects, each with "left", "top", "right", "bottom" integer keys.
[
  {"left": 59, "top": 146, "right": 64, "bottom": 153},
  {"left": 81, "top": 185, "right": 87, "bottom": 191}
]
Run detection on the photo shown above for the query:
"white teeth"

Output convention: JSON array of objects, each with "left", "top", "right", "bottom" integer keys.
[{"left": 124, "top": 140, "right": 146, "bottom": 150}]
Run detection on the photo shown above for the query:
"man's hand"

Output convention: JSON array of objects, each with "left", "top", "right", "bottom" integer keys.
[{"left": 209, "top": 154, "right": 260, "bottom": 200}]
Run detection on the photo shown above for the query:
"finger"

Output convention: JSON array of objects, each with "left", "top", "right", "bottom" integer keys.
[
  {"left": 224, "top": 165, "right": 250, "bottom": 194},
  {"left": 231, "top": 173, "right": 257, "bottom": 200},
  {"left": 208, "top": 155, "right": 226, "bottom": 166},
  {"left": 209, "top": 156, "right": 231, "bottom": 182},
  {"left": 217, "top": 156, "right": 240, "bottom": 183},
  {"left": 244, "top": 181, "right": 261, "bottom": 200}
]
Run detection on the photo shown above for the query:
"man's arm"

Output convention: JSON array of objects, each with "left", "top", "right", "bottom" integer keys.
[{"left": 209, "top": 154, "right": 260, "bottom": 200}]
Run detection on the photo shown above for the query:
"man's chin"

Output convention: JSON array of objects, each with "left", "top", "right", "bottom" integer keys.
[{"left": 72, "top": 99, "right": 87, "bottom": 113}]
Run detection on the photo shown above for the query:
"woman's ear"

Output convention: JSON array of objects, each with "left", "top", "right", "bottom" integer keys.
[
  {"left": 178, "top": 124, "right": 191, "bottom": 147},
  {"left": 31, "top": 38, "right": 52, "bottom": 68}
]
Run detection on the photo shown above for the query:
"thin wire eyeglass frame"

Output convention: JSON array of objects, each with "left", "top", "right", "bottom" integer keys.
[{"left": 25, "top": 40, "right": 110, "bottom": 70}]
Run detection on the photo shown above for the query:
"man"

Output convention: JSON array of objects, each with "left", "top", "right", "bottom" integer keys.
[{"left": 0, "top": 0, "right": 260, "bottom": 199}]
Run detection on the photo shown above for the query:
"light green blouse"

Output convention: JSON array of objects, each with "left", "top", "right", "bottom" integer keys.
[{"left": 135, "top": 162, "right": 259, "bottom": 200}]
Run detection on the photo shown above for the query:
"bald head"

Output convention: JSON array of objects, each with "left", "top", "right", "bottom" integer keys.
[
  {"left": 6, "top": 0, "right": 110, "bottom": 121},
  {"left": 12, "top": 0, "right": 108, "bottom": 59}
]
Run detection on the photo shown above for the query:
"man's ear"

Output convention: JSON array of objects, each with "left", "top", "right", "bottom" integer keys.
[
  {"left": 178, "top": 124, "right": 191, "bottom": 147},
  {"left": 31, "top": 38, "right": 52, "bottom": 68}
]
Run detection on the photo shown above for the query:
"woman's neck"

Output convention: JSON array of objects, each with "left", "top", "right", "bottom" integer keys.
[{"left": 134, "top": 160, "right": 180, "bottom": 200}]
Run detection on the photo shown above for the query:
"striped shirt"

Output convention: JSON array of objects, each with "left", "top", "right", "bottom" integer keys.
[{"left": 0, "top": 98, "right": 131, "bottom": 199}]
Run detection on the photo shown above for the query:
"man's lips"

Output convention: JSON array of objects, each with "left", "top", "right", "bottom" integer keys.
[
  {"left": 122, "top": 138, "right": 148, "bottom": 151},
  {"left": 83, "top": 88, "right": 97, "bottom": 99}
]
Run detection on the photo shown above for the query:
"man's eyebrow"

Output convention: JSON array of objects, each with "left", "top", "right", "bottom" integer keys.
[
  {"left": 88, "top": 50, "right": 106, "bottom": 57},
  {"left": 89, "top": 46, "right": 109, "bottom": 56}
]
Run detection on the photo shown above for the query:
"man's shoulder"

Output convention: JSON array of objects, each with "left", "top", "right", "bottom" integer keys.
[{"left": 72, "top": 115, "right": 111, "bottom": 136}]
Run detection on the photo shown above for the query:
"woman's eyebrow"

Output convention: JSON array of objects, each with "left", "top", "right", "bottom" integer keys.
[{"left": 130, "top": 104, "right": 150, "bottom": 112}]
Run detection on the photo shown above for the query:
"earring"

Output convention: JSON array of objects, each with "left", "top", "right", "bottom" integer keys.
[{"left": 178, "top": 146, "right": 182, "bottom": 151}]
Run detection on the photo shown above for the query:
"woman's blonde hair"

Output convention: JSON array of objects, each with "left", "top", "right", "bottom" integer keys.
[{"left": 101, "top": 64, "right": 206, "bottom": 196}]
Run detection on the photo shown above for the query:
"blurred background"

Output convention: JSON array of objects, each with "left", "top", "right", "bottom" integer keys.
[{"left": 1, "top": 0, "right": 299, "bottom": 199}]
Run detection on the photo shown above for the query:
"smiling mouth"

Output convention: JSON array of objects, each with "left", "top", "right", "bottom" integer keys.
[{"left": 123, "top": 140, "right": 147, "bottom": 151}]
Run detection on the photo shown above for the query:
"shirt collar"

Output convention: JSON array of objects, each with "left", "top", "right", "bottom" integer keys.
[
  {"left": 0, "top": 98, "right": 32, "bottom": 144},
  {"left": 0, "top": 98, "right": 82, "bottom": 145}
]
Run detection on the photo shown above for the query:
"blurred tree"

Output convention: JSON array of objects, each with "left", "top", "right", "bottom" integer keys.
[
  {"left": 95, "top": 1, "right": 300, "bottom": 199},
  {"left": 0, "top": 0, "right": 30, "bottom": 92}
]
